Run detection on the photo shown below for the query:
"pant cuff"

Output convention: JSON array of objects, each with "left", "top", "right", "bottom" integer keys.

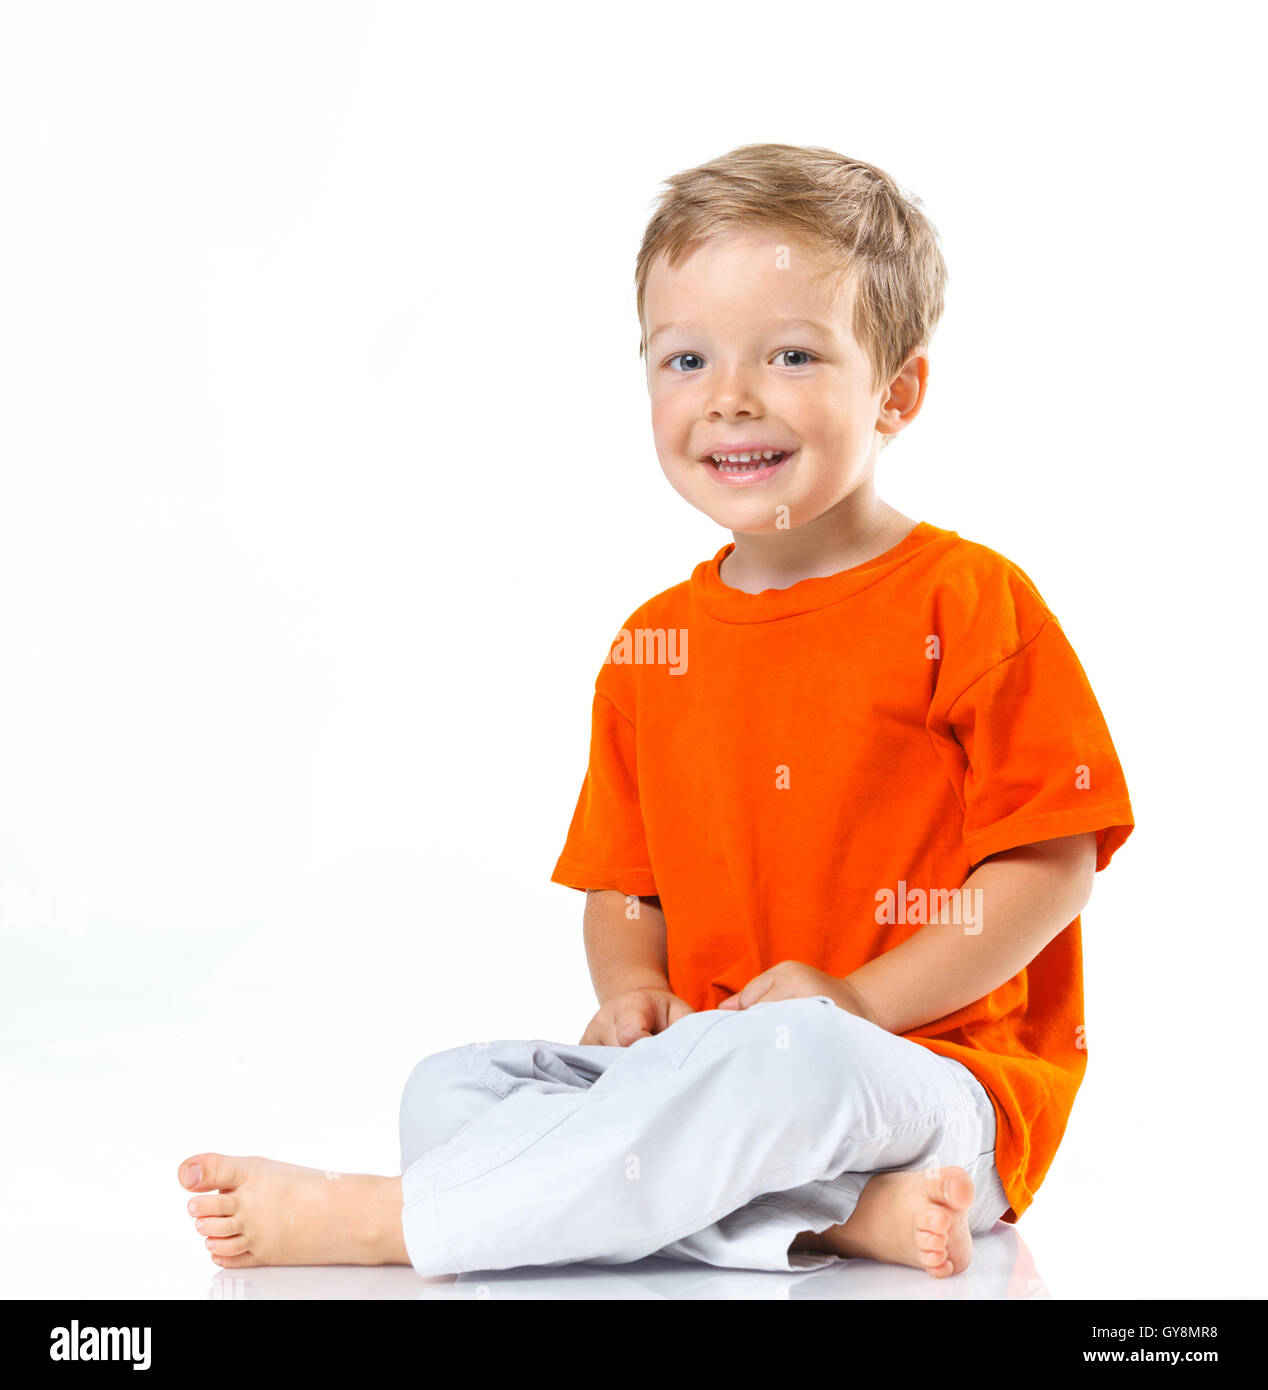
[
  {"left": 656, "top": 1178, "right": 867, "bottom": 1272},
  {"left": 400, "top": 1151, "right": 462, "bottom": 1277}
]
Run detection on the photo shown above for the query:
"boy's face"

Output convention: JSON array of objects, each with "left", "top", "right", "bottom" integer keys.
[{"left": 643, "top": 230, "right": 923, "bottom": 532}]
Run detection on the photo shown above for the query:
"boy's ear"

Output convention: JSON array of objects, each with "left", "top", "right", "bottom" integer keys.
[{"left": 877, "top": 349, "right": 928, "bottom": 438}]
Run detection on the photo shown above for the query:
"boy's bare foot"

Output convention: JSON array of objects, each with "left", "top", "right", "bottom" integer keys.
[
  {"left": 792, "top": 1165, "right": 975, "bottom": 1277},
  {"left": 178, "top": 1153, "right": 410, "bottom": 1268}
]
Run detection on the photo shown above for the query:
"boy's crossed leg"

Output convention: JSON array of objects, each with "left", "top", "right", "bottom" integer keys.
[{"left": 179, "top": 996, "right": 1006, "bottom": 1277}]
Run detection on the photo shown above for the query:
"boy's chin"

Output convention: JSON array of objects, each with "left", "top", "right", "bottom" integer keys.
[{"left": 663, "top": 469, "right": 800, "bottom": 516}]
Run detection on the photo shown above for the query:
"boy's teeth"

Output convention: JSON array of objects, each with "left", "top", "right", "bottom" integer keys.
[{"left": 710, "top": 450, "right": 784, "bottom": 471}]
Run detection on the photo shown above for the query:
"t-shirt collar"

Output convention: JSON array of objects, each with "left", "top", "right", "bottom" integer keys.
[{"left": 691, "top": 520, "right": 948, "bottom": 623}]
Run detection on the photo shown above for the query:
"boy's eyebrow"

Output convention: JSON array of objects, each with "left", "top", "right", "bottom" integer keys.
[{"left": 647, "top": 317, "right": 836, "bottom": 344}]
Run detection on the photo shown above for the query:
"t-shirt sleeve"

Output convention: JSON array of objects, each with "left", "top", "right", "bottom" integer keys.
[
  {"left": 550, "top": 668, "right": 658, "bottom": 897},
  {"left": 940, "top": 616, "right": 1135, "bottom": 871}
]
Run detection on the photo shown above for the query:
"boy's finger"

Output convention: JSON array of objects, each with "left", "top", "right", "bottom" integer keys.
[
  {"left": 615, "top": 1000, "right": 654, "bottom": 1046},
  {"left": 743, "top": 978, "right": 777, "bottom": 1007},
  {"left": 727, "top": 972, "right": 775, "bottom": 1012},
  {"left": 666, "top": 997, "right": 695, "bottom": 1025},
  {"left": 580, "top": 1017, "right": 613, "bottom": 1046}
]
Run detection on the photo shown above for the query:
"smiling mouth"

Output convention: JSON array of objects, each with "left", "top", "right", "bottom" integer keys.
[{"left": 706, "top": 450, "right": 790, "bottom": 474}]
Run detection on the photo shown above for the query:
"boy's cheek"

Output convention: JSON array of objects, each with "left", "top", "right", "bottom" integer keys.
[{"left": 649, "top": 392, "right": 690, "bottom": 442}]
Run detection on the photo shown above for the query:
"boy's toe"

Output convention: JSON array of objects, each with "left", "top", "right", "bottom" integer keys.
[
  {"left": 195, "top": 1216, "right": 242, "bottom": 1238},
  {"left": 916, "top": 1202, "right": 951, "bottom": 1235},
  {"left": 206, "top": 1234, "right": 249, "bottom": 1258},
  {"left": 180, "top": 1153, "right": 246, "bottom": 1192},
  {"left": 212, "top": 1253, "right": 256, "bottom": 1269},
  {"left": 941, "top": 1168, "right": 974, "bottom": 1209},
  {"left": 919, "top": 1165, "right": 972, "bottom": 1213},
  {"left": 187, "top": 1193, "right": 236, "bottom": 1219}
]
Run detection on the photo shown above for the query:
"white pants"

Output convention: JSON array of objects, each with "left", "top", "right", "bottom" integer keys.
[{"left": 398, "top": 995, "right": 1011, "bottom": 1275}]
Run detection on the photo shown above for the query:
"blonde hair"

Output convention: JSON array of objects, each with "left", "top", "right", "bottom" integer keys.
[{"left": 635, "top": 144, "right": 948, "bottom": 448}]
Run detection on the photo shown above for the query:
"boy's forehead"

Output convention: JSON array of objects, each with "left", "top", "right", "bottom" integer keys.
[{"left": 645, "top": 231, "right": 851, "bottom": 336}]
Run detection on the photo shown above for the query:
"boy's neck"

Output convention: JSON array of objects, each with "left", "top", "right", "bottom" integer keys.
[{"left": 717, "top": 487, "right": 919, "bottom": 595}]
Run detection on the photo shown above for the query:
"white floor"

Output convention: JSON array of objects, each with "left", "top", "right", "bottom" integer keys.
[
  {"left": 199, "top": 1223, "right": 1042, "bottom": 1301},
  {"left": 2, "top": 919, "right": 1256, "bottom": 1301}
]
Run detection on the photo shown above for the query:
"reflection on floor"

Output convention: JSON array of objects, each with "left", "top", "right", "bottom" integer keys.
[{"left": 207, "top": 1220, "right": 1045, "bottom": 1300}]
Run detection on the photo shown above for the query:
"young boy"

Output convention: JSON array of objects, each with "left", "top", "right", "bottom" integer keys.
[{"left": 178, "top": 144, "right": 1133, "bottom": 1279}]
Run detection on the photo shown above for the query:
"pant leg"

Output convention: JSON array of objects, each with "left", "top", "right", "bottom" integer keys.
[
  {"left": 655, "top": 1040, "right": 1010, "bottom": 1269},
  {"left": 398, "top": 1037, "right": 613, "bottom": 1171},
  {"left": 399, "top": 996, "right": 1010, "bottom": 1276}
]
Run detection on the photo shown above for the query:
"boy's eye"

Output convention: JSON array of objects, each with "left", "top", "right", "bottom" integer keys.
[
  {"left": 663, "top": 349, "right": 819, "bottom": 372},
  {"left": 665, "top": 352, "right": 706, "bottom": 373}
]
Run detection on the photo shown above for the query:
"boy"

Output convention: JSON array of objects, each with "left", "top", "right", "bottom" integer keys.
[{"left": 178, "top": 144, "right": 1133, "bottom": 1278}]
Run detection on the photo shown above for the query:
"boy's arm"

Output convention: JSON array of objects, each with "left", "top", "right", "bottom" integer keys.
[
  {"left": 582, "top": 889, "right": 672, "bottom": 1004},
  {"left": 843, "top": 832, "right": 1098, "bottom": 1036}
]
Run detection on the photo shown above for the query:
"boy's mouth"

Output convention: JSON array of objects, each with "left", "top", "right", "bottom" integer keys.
[{"left": 703, "top": 449, "right": 794, "bottom": 484}]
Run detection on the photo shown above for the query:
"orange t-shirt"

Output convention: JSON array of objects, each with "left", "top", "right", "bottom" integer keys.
[{"left": 550, "top": 521, "right": 1134, "bottom": 1223}]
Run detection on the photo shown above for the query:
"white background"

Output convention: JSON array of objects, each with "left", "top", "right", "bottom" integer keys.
[{"left": 2, "top": 0, "right": 1263, "bottom": 1300}]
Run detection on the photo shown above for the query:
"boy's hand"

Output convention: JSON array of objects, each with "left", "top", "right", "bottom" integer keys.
[
  {"left": 716, "top": 960, "right": 882, "bottom": 1027},
  {"left": 579, "top": 988, "right": 696, "bottom": 1047}
]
